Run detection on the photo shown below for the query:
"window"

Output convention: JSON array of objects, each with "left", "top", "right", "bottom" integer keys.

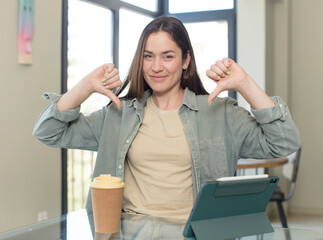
[
  {"left": 169, "top": 0, "right": 234, "bottom": 13},
  {"left": 168, "top": 1, "right": 237, "bottom": 98},
  {"left": 185, "top": 21, "right": 229, "bottom": 97},
  {"left": 121, "top": 0, "right": 158, "bottom": 12},
  {"left": 119, "top": 8, "right": 153, "bottom": 81},
  {"left": 66, "top": 0, "right": 113, "bottom": 212},
  {"left": 62, "top": 0, "right": 236, "bottom": 213}
]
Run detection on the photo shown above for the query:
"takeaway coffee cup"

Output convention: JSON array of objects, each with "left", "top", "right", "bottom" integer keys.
[{"left": 90, "top": 174, "right": 125, "bottom": 234}]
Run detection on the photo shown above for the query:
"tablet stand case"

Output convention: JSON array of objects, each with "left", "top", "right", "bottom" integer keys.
[{"left": 183, "top": 176, "right": 279, "bottom": 240}]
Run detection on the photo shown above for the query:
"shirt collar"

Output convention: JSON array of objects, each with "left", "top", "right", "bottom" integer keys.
[
  {"left": 182, "top": 88, "right": 198, "bottom": 111},
  {"left": 128, "top": 89, "right": 152, "bottom": 109},
  {"left": 128, "top": 88, "right": 198, "bottom": 111}
]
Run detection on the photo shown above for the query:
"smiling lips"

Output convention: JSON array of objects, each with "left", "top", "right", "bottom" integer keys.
[{"left": 150, "top": 75, "right": 167, "bottom": 81}]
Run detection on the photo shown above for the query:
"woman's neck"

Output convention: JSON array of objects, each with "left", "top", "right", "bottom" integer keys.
[{"left": 152, "top": 88, "right": 184, "bottom": 111}]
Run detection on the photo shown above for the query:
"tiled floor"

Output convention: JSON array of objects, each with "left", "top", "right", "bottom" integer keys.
[{"left": 270, "top": 213, "right": 323, "bottom": 230}]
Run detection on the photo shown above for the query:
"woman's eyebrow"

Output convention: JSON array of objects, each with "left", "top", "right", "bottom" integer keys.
[
  {"left": 144, "top": 50, "right": 175, "bottom": 54},
  {"left": 163, "top": 50, "right": 175, "bottom": 54}
]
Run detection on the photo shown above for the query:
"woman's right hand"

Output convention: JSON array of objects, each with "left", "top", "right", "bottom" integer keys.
[
  {"left": 57, "top": 63, "right": 122, "bottom": 111},
  {"left": 85, "top": 63, "right": 122, "bottom": 109}
]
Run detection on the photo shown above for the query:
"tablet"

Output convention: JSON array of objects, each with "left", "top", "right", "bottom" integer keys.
[{"left": 183, "top": 175, "right": 278, "bottom": 240}]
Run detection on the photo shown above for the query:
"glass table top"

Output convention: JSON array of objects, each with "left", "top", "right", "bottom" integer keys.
[{"left": 0, "top": 209, "right": 322, "bottom": 240}]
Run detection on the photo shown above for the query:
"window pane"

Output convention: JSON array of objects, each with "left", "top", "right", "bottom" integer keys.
[
  {"left": 185, "top": 21, "right": 229, "bottom": 97},
  {"left": 169, "top": 0, "right": 234, "bottom": 13},
  {"left": 68, "top": 0, "right": 113, "bottom": 113},
  {"left": 67, "top": 0, "right": 113, "bottom": 212},
  {"left": 121, "top": 0, "right": 158, "bottom": 12},
  {"left": 119, "top": 8, "right": 153, "bottom": 90}
]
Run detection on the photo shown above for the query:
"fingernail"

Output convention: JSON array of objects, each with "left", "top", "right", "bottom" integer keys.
[
  {"left": 228, "top": 68, "right": 231, "bottom": 70},
  {"left": 103, "top": 82, "right": 106, "bottom": 86},
  {"left": 209, "top": 101, "right": 212, "bottom": 106},
  {"left": 101, "top": 78, "right": 107, "bottom": 82},
  {"left": 218, "top": 76, "right": 221, "bottom": 80},
  {"left": 104, "top": 73, "right": 108, "bottom": 77},
  {"left": 105, "top": 85, "right": 109, "bottom": 89},
  {"left": 222, "top": 74, "right": 225, "bottom": 77},
  {"left": 226, "top": 71, "right": 231, "bottom": 75}
]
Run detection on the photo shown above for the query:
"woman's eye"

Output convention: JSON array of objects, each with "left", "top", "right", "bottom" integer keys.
[
  {"left": 164, "top": 55, "right": 174, "bottom": 60},
  {"left": 144, "top": 54, "right": 152, "bottom": 59}
]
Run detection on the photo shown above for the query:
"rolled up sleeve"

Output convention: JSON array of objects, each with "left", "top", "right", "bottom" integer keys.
[
  {"left": 251, "top": 96, "right": 289, "bottom": 123},
  {"left": 228, "top": 96, "right": 301, "bottom": 159},
  {"left": 33, "top": 93, "right": 102, "bottom": 151}
]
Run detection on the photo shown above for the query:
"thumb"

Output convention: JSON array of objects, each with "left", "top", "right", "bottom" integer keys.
[
  {"left": 106, "top": 91, "right": 122, "bottom": 109},
  {"left": 208, "top": 85, "right": 223, "bottom": 104},
  {"left": 223, "top": 57, "right": 234, "bottom": 69}
]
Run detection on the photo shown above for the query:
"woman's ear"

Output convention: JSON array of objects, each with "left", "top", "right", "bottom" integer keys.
[{"left": 183, "top": 50, "right": 191, "bottom": 69}]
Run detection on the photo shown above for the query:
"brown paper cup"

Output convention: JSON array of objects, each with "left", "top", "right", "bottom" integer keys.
[{"left": 91, "top": 187, "right": 124, "bottom": 234}]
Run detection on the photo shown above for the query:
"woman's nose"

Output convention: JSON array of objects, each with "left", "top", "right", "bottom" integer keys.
[{"left": 152, "top": 59, "right": 163, "bottom": 72}]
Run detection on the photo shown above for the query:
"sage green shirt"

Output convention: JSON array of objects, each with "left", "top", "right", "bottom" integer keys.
[{"left": 33, "top": 88, "right": 301, "bottom": 215}]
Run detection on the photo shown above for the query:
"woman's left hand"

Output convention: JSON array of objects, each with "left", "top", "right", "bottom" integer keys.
[
  {"left": 206, "top": 58, "right": 248, "bottom": 104},
  {"left": 206, "top": 57, "right": 275, "bottom": 109}
]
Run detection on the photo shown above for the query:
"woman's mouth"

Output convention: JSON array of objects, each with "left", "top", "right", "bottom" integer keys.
[{"left": 150, "top": 75, "right": 167, "bottom": 81}]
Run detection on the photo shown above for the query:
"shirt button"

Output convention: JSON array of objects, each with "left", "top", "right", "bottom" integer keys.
[
  {"left": 118, "top": 165, "right": 123, "bottom": 170},
  {"left": 126, "top": 139, "right": 130, "bottom": 144}
]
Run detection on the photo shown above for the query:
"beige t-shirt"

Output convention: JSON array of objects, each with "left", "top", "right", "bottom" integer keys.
[{"left": 123, "top": 96, "right": 194, "bottom": 219}]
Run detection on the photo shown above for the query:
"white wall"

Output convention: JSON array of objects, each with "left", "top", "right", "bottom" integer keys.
[
  {"left": 265, "top": 0, "right": 323, "bottom": 216},
  {"left": 0, "top": 0, "right": 62, "bottom": 232},
  {"left": 287, "top": 0, "right": 323, "bottom": 215},
  {"left": 238, "top": 0, "right": 323, "bottom": 217},
  {"left": 236, "top": 0, "right": 266, "bottom": 110}
]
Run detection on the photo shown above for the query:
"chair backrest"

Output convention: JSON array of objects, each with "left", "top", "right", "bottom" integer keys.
[
  {"left": 282, "top": 147, "right": 301, "bottom": 182},
  {"left": 282, "top": 147, "right": 301, "bottom": 200}
]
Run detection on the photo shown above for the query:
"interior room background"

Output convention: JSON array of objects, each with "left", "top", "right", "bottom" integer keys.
[{"left": 0, "top": 0, "right": 322, "bottom": 233}]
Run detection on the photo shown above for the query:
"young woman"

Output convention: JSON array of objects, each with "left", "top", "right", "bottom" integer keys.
[{"left": 34, "top": 16, "right": 300, "bottom": 238}]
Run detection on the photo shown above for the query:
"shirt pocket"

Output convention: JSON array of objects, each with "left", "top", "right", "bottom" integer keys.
[{"left": 198, "top": 138, "right": 229, "bottom": 183}]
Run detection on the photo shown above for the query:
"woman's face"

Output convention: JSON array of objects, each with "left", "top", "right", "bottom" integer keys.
[{"left": 142, "top": 31, "right": 190, "bottom": 96}]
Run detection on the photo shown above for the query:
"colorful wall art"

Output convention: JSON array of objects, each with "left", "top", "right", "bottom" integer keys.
[{"left": 18, "top": 0, "right": 34, "bottom": 65}]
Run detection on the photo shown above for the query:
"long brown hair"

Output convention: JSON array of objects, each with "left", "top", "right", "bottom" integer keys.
[{"left": 116, "top": 16, "right": 208, "bottom": 100}]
